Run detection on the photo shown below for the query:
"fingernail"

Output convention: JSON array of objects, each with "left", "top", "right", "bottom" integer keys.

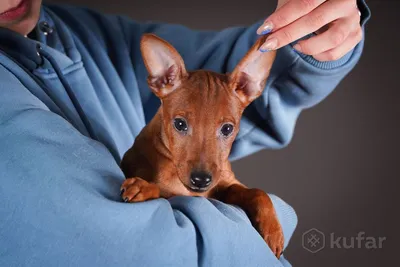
[
  {"left": 257, "top": 21, "right": 274, "bottom": 35},
  {"left": 124, "top": 197, "right": 129, "bottom": 202},
  {"left": 260, "top": 37, "right": 278, "bottom": 52},
  {"left": 120, "top": 189, "right": 125, "bottom": 196},
  {"left": 293, "top": 44, "right": 302, "bottom": 52}
]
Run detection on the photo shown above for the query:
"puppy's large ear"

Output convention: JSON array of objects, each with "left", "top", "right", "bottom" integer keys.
[
  {"left": 229, "top": 35, "right": 277, "bottom": 107},
  {"left": 140, "top": 34, "right": 188, "bottom": 98}
]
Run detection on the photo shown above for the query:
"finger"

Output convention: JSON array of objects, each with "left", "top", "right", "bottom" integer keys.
[
  {"left": 314, "top": 3, "right": 361, "bottom": 35},
  {"left": 293, "top": 9, "right": 361, "bottom": 55},
  {"left": 312, "top": 27, "right": 363, "bottom": 62},
  {"left": 257, "top": 0, "right": 327, "bottom": 35},
  {"left": 259, "top": 0, "right": 355, "bottom": 51}
]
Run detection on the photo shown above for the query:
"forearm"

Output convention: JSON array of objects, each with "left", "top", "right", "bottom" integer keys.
[{"left": 0, "top": 64, "right": 297, "bottom": 267}]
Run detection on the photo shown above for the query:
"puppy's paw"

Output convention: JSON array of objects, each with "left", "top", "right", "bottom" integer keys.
[
  {"left": 120, "top": 177, "right": 160, "bottom": 203},
  {"left": 255, "top": 214, "right": 284, "bottom": 258}
]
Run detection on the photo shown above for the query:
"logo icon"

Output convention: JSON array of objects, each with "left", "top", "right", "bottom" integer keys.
[{"left": 302, "top": 228, "right": 325, "bottom": 253}]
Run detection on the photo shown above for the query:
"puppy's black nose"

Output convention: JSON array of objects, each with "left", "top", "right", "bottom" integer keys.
[{"left": 190, "top": 171, "right": 212, "bottom": 189}]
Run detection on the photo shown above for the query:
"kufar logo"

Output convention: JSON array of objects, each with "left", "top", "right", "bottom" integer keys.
[
  {"left": 302, "top": 228, "right": 325, "bottom": 253},
  {"left": 302, "top": 228, "right": 386, "bottom": 253}
]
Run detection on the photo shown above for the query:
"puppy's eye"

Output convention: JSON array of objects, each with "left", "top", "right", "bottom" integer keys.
[
  {"left": 173, "top": 118, "right": 188, "bottom": 133},
  {"left": 220, "top": 123, "right": 234, "bottom": 137}
]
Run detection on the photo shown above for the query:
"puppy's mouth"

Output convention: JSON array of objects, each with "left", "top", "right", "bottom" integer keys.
[{"left": 185, "top": 184, "right": 209, "bottom": 193}]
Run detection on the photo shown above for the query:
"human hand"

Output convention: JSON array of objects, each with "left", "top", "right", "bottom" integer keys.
[{"left": 257, "top": 0, "right": 363, "bottom": 61}]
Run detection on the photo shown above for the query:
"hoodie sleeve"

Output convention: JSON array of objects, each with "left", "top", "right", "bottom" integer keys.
[
  {"left": 0, "top": 63, "right": 297, "bottom": 267},
  {"left": 114, "top": 0, "right": 371, "bottom": 160}
]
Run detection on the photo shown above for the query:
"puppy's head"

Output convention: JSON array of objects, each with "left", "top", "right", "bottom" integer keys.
[{"left": 141, "top": 33, "right": 276, "bottom": 193}]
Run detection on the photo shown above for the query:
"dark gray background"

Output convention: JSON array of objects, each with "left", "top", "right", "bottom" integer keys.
[{"left": 45, "top": 0, "right": 397, "bottom": 266}]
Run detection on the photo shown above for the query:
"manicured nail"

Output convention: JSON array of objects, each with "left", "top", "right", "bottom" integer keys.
[
  {"left": 124, "top": 197, "right": 129, "bottom": 202},
  {"left": 257, "top": 21, "right": 274, "bottom": 35},
  {"left": 260, "top": 37, "right": 278, "bottom": 52},
  {"left": 293, "top": 44, "right": 302, "bottom": 52}
]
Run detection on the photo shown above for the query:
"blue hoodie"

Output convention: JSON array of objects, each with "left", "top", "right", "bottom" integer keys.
[{"left": 0, "top": 2, "right": 370, "bottom": 267}]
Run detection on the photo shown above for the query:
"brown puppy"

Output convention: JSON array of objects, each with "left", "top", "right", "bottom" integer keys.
[{"left": 120, "top": 33, "right": 284, "bottom": 257}]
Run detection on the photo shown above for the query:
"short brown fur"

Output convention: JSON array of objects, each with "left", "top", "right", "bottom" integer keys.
[{"left": 120, "top": 33, "right": 284, "bottom": 257}]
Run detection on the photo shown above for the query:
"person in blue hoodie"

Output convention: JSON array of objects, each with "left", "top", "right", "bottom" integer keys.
[{"left": 0, "top": 0, "right": 370, "bottom": 266}]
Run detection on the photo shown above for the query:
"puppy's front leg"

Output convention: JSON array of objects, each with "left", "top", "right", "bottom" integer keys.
[
  {"left": 120, "top": 177, "right": 161, "bottom": 203},
  {"left": 213, "top": 182, "right": 284, "bottom": 258}
]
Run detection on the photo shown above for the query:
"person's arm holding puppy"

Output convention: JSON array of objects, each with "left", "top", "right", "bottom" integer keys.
[{"left": 0, "top": 63, "right": 294, "bottom": 267}]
